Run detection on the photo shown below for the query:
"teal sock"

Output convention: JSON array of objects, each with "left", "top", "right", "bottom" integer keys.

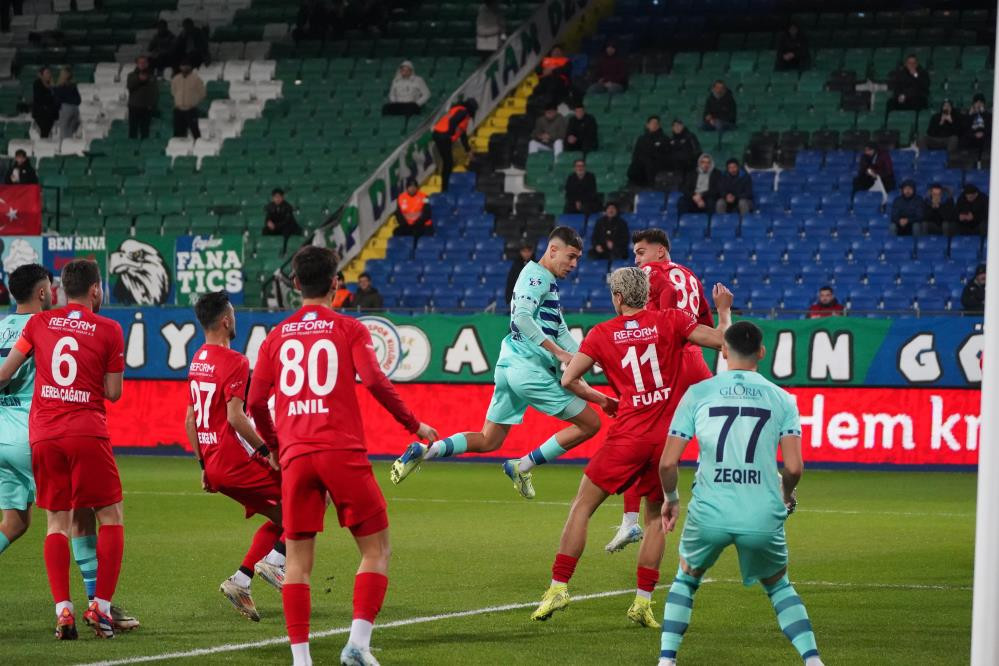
[
  {"left": 71, "top": 535, "right": 98, "bottom": 599},
  {"left": 0, "top": 532, "right": 9, "bottom": 555},
  {"left": 428, "top": 433, "right": 468, "bottom": 459},
  {"left": 521, "top": 436, "right": 567, "bottom": 470},
  {"left": 763, "top": 574, "right": 820, "bottom": 662},
  {"left": 660, "top": 566, "right": 701, "bottom": 660}
]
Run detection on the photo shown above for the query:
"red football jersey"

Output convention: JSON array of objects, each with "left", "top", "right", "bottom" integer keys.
[
  {"left": 187, "top": 344, "right": 261, "bottom": 481},
  {"left": 14, "top": 303, "right": 124, "bottom": 443},
  {"left": 247, "top": 305, "right": 420, "bottom": 465},
  {"left": 644, "top": 260, "right": 714, "bottom": 327},
  {"left": 579, "top": 308, "right": 697, "bottom": 445}
]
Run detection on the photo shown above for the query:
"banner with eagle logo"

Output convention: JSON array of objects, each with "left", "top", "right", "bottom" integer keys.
[{"left": 0, "top": 185, "right": 41, "bottom": 236}]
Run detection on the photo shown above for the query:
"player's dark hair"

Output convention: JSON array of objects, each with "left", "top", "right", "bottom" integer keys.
[
  {"left": 61, "top": 258, "right": 101, "bottom": 299},
  {"left": 819, "top": 285, "right": 833, "bottom": 293},
  {"left": 631, "top": 228, "right": 670, "bottom": 251},
  {"left": 7, "top": 263, "right": 49, "bottom": 304},
  {"left": 194, "top": 290, "right": 230, "bottom": 330},
  {"left": 549, "top": 225, "right": 583, "bottom": 250},
  {"left": 292, "top": 245, "right": 338, "bottom": 299},
  {"left": 725, "top": 321, "right": 763, "bottom": 359}
]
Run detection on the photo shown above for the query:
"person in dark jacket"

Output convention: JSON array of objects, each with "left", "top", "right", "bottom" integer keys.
[
  {"left": 565, "top": 103, "right": 598, "bottom": 153},
  {"left": 54, "top": 66, "right": 81, "bottom": 139},
  {"left": 148, "top": 19, "right": 176, "bottom": 76},
  {"left": 919, "top": 99, "right": 962, "bottom": 153},
  {"left": 702, "top": 80, "right": 736, "bottom": 131},
  {"left": 887, "top": 54, "right": 930, "bottom": 113},
  {"left": 5, "top": 149, "right": 37, "bottom": 184},
  {"left": 961, "top": 94, "right": 992, "bottom": 157},
  {"left": 951, "top": 184, "right": 988, "bottom": 236},
  {"left": 715, "top": 158, "right": 753, "bottom": 215},
  {"left": 31, "top": 67, "right": 57, "bottom": 139},
  {"left": 589, "top": 202, "right": 629, "bottom": 260},
  {"left": 173, "top": 18, "right": 210, "bottom": 70},
  {"left": 626, "top": 116, "right": 668, "bottom": 188},
  {"left": 775, "top": 23, "right": 809, "bottom": 71},
  {"left": 586, "top": 42, "right": 629, "bottom": 94},
  {"left": 505, "top": 243, "right": 534, "bottom": 304},
  {"left": 533, "top": 45, "right": 574, "bottom": 109},
  {"left": 853, "top": 142, "right": 895, "bottom": 194},
  {"left": 663, "top": 119, "right": 701, "bottom": 175},
  {"left": 126, "top": 56, "right": 158, "bottom": 140},
  {"left": 262, "top": 188, "right": 303, "bottom": 238},
  {"left": 564, "top": 159, "right": 601, "bottom": 215},
  {"left": 890, "top": 180, "right": 923, "bottom": 236},
  {"left": 922, "top": 183, "right": 955, "bottom": 235},
  {"left": 680, "top": 154, "right": 721, "bottom": 214},
  {"left": 354, "top": 272, "right": 384, "bottom": 311},
  {"left": 961, "top": 264, "right": 986, "bottom": 313}
]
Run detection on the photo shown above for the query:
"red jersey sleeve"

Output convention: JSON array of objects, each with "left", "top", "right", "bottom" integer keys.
[
  {"left": 247, "top": 336, "right": 278, "bottom": 449},
  {"left": 694, "top": 276, "right": 714, "bottom": 328},
  {"left": 664, "top": 309, "right": 699, "bottom": 347},
  {"left": 105, "top": 321, "right": 125, "bottom": 373},
  {"left": 224, "top": 355, "right": 250, "bottom": 403},
  {"left": 350, "top": 321, "right": 420, "bottom": 433}
]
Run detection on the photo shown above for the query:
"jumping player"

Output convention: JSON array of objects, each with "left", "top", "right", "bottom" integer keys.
[
  {"left": 531, "top": 268, "right": 732, "bottom": 627},
  {"left": 247, "top": 246, "right": 438, "bottom": 666},
  {"left": 658, "top": 321, "right": 822, "bottom": 666},
  {"left": 606, "top": 228, "right": 716, "bottom": 553},
  {"left": 186, "top": 291, "right": 286, "bottom": 622},
  {"left": 390, "top": 226, "right": 611, "bottom": 499},
  {"left": 0, "top": 259, "right": 126, "bottom": 639}
]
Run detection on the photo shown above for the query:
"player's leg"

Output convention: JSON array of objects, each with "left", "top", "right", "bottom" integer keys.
[
  {"left": 252, "top": 504, "right": 287, "bottom": 592},
  {"left": 83, "top": 501, "right": 124, "bottom": 638},
  {"left": 45, "top": 509, "right": 78, "bottom": 640},
  {"left": 70, "top": 508, "right": 98, "bottom": 601},
  {"left": 0, "top": 507, "right": 30, "bottom": 553},
  {"left": 606, "top": 487, "right": 643, "bottom": 553},
  {"left": 284, "top": 535, "right": 317, "bottom": 666},
  {"left": 532, "top": 474, "right": 608, "bottom": 621},
  {"left": 0, "top": 445, "right": 34, "bottom": 553},
  {"left": 342, "top": 518, "right": 390, "bottom": 666},
  {"left": 627, "top": 497, "right": 665, "bottom": 628}
]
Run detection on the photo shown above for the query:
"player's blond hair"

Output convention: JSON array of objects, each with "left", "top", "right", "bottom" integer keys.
[{"left": 609, "top": 267, "right": 649, "bottom": 309}]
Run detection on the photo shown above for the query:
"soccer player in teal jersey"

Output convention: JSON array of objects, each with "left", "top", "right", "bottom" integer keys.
[
  {"left": 390, "top": 226, "right": 615, "bottom": 499},
  {"left": 657, "top": 321, "right": 823, "bottom": 666},
  {"left": 0, "top": 263, "right": 51, "bottom": 556}
]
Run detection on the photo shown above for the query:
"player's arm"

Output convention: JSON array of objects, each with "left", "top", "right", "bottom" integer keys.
[
  {"left": 560, "top": 351, "right": 617, "bottom": 416},
  {"left": 246, "top": 344, "right": 280, "bottom": 453},
  {"left": 659, "top": 394, "right": 697, "bottom": 533},
  {"left": 0, "top": 346, "right": 28, "bottom": 390},
  {"left": 226, "top": 396, "right": 269, "bottom": 454},
  {"left": 104, "top": 372, "right": 123, "bottom": 402},
  {"left": 779, "top": 434, "right": 803, "bottom": 511},
  {"left": 710, "top": 283, "right": 733, "bottom": 332},
  {"left": 184, "top": 405, "right": 214, "bottom": 492},
  {"left": 512, "top": 288, "right": 574, "bottom": 364}
]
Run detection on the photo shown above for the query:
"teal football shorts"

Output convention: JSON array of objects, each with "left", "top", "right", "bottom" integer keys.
[
  {"left": 485, "top": 364, "right": 587, "bottom": 425},
  {"left": 678, "top": 518, "right": 789, "bottom": 586},
  {"left": 0, "top": 445, "right": 35, "bottom": 511}
]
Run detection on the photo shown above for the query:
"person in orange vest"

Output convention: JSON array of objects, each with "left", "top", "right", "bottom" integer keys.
[
  {"left": 535, "top": 44, "right": 575, "bottom": 108},
  {"left": 393, "top": 177, "right": 433, "bottom": 239},
  {"left": 432, "top": 98, "right": 478, "bottom": 192},
  {"left": 332, "top": 271, "right": 355, "bottom": 309}
]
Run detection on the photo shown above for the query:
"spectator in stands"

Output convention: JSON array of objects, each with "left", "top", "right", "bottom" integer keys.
[
  {"left": 809, "top": 286, "right": 844, "bottom": 318},
  {"left": 680, "top": 153, "right": 721, "bottom": 215},
  {"left": 332, "top": 271, "right": 354, "bottom": 309},
  {"left": 0, "top": 0, "right": 23, "bottom": 34},
  {"left": 127, "top": 56, "right": 158, "bottom": 140},
  {"left": 564, "top": 159, "right": 600, "bottom": 215},
  {"left": 775, "top": 22, "right": 809, "bottom": 71},
  {"left": 148, "top": 20, "right": 176, "bottom": 77},
  {"left": 589, "top": 202, "right": 629, "bottom": 260},
  {"left": 31, "top": 66, "right": 57, "bottom": 139},
  {"left": 173, "top": 18, "right": 210, "bottom": 70},
  {"left": 586, "top": 42, "right": 629, "bottom": 95},
  {"left": 54, "top": 66, "right": 81, "bottom": 140},
  {"left": 505, "top": 242, "right": 533, "bottom": 304},
  {"left": 890, "top": 180, "right": 923, "bottom": 236},
  {"left": 263, "top": 188, "right": 303, "bottom": 238},
  {"left": 565, "top": 103, "right": 598, "bottom": 153},
  {"left": 354, "top": 272, "right": 384, "bottom": 311},
  {"left": 952, "top": 184, "right": 988, "bottom": 236},
  {"left": 961, "top": 264, "right": 986, "bottom": 313},
  {"left": 528, "top": 106, "right": 567, "bottom": 159},
  {"left": 5, "top": 149, "right": 37, "bottom": 185},
  {"left": 922, "top": 183, "right": 955, "bottom": 235},
  {"left": 382, "top": 61, "right": 431, "bottom": 118},
  {"left": 295, "top": 0, "right": 333, "bottom": 42},
  {"left": 887, "top": 54, "right": 930, "bottom": 113},
  {"left": 476, "top": 1, "right": 506, "bottom": 58},
  {"left": 961, "top": 94, "right": 992, "bottom": 157},
  {"left": 432, "top": 98, "right": 477, "bottom": 192},
  {"left": 853, "top": 142, "right": 895, "bottom": 194},
  {"left": 702, "top": 80, "right": 736, "bottom": 132},
  {"left": 171, "top": 60, "right": 205, "bottom": 140},
  {"left": 534, "top": 45, "right": 573, "bottom": 109},
  {"left": 919, "top": 99, "right": 962, "bottom": 153},
  {"left": 715, "top": 158, "right": 753, "bottom": 216},
  {"left": 662, "top": 118, "right": 701, "bottom": 183},
  {"left": 626, "top": 115, "right": 668, "bottom": 188},
  {"left": 393, "top": 178, "right": 433, "bottom": 238}
]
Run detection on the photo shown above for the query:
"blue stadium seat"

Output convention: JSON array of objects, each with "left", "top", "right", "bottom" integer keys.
[
  {"left": 392, "top": 261, "right": 423, "bottom": 278},
  {"left": 453, "top": 262, "right": 484, "bottom": 281},
  {"left": 782, "top": 286, "right": 812, "bottom": 308},
  {"left": 386, "top": 242, "right": 414, "bottom": 261},
  {"left": 848, "top": 294, "right": 880, "bottom": 312},
  {"left": 414, "top": 244, "right": 442, "bottom": 263},
  {"left": 448, "top": 172, "right": 477, "bottom": 193},
  {"left": 456, "top": 192, "right": 485, "bottom": 209},
  {"left": 785, "top": 238, "right": 818, "bottom": 258},
  {"left": 949, "top": 235, "right": 982, "bottom": 260},
  {"left": 770, "top": 216, "right": 801, "bottom": 238},
  {"left": 750, "top": 286, "right": 782, "bottom": 309},
  {"left": 835, "top": 217, "right": 866, "bottom": 238},
  {"left": 421, "top": 265, "right": 452, "bottom": 284},
  {"left": 635, "top": 191, "right": 665, "bottom": 212},
  {"left": 793, "top": 150, "right": 824, "bottom": 170},
  {"left": 677, "top": 214, "right": 709, "bottom": 237},
  {"left": 916, "top": 286, "right": 950, "bottom": 311},
  {"left": 710, "top": 214, "right": 740, "bottom": 238},
  {"left": 800, "top": 264, "right": 832, "bottom": 282},
  {"left": 482, "top": 262, "right": 507, "bottom": 278},
  {"left": 824, "top": 150, "right": 857, "bottom": 170},
  {"left": 560, "top": 292, "right": 587, "bottom": 311},
  {"left": 882, "top": 237, "right": 914, "bottom": 261},
  {"left": 462, "top": 291, "right": 494, "bottom": 309},
  {"left": 788, "top": 193, "right": 819, "bottom": 215},
  {"left": 898, "top": 261, "right": 932, "bottom": 284},
  {"left": 915, "top": 236, "right": 948, "bottom": 260},
  {"left": 818, "top": 238, "right": 850, "bottom": 260}
]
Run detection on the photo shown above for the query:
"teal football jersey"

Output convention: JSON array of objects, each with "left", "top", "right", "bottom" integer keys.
[
  {"left": 496, "top": 261, "right": 577, "bottom": 372},
  {"left": 0, "top": 313, "right": 34, "bottom": 449},
  {"left": 669, "top": 369, "right": 801, "bottom": 534}
]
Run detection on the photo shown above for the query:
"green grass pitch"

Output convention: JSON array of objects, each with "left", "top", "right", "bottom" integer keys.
[{"left": 1, "top": 456, "right": 975, "bottom": 665}]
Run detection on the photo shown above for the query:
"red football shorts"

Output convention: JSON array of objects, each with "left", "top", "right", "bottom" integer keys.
[
  {"left": 212, "top": 460, "right": 282, "bottom": 519},
  {"left": 282, "top": 449, "right": 387, "bottom": 538},
  {"left": 31, "top": 436, "right": 123, "bottom": 511}
]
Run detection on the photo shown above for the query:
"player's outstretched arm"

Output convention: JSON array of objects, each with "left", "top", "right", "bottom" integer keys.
[
  {"left": 0, "top": 346, "right": 27, "bottom": 390},
  {"left": 711, "top": 283, "right": 734, "bottom": 333},
  {"left": 778, "top": 434, "right": 804, "bottom": 511},
  {"left": 104, "top": 372, "right": 123, "bottom": 402},
  {"left": 561, "top": 351, "right": 617, "bottom": 416},
  {"left": 686, "top": 324, "right": 724, "bottom": 350}
]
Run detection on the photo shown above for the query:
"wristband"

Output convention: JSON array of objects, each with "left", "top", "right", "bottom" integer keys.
[
  {"left": 198, "top": 459, "right": 205, "bottom": 470},
  {"left": 255, "top": 445, "right": 270, "bottom": 458},
  {"left": 665, "top": 489, "right": 679, "bottom": 503}
]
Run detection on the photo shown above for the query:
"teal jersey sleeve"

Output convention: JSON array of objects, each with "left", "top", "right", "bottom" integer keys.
[
  {"left": 0, "top": 313, "right": 34, "bottom": 449},
  {"left": 555, "top": 317, "right": 578, "bottom": 355},
  {"left": 509, "top": 263, "right": 550, "bottom": 346},
  {"left": 778, "top": 392, "right": 802, "bottom": 438},
  {"left": 497, "top": 262, "right": 569, "bottom": 372},
  {"left": 668, "top": 389, "right": 698, "bottom": 440}
]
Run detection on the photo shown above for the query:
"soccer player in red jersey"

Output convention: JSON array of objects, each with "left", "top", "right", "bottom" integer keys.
[
  {"left": 531, "top": 267, "right": 732, "bottom": 626},
  {"left": 606, "top": 228, "right": 718, "bottom": 553},
  {"left": 186, "top": 291, "right": 287, "bottom": 622},
  {"left": 0, "top": 259, "right": 126, "bottom": 639},
  {"left": 247, "top": 246, "right": 438, "bottom": 666}
]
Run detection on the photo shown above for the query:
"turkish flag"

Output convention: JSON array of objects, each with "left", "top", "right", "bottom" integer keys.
[{"left": 0, "top": 185, "right": 41, "bottom": 236}]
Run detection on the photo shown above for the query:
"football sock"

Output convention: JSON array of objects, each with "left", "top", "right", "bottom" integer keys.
[
  {"left": 623, "top": 490, "right": 642, "bottom": 516},
  {"left": 353, "top": 572, "right": 388, "bottom": 641},
  {"left": 636, "top": 566, "right": 660, "bottom": 600},
  {"left": 348, "top": 621, "right": 374, "bottom": 651},
  {"left": 425, "top": 433, "right": 468, "bottom": 460},
  {"left": 520, "top": 435, "right": 567, "bottom": 472},
  {"left": 660, "top": 566, "right": 701, "bottom": 660},
  {"left": 95, "top": 525, "right": 124, "bottom": 605},
  {"left": 623, "top": 511, "right": 640, "bottom": 528},
  {"left": 71, "top": 534, "right": 98, "bottom": 599},
  {"left": 0, "top": 531, "right": 9, "bottom": 555},
  {"left": 551, "top": 552, "right": 578, "bottom": 585},
  {"left": 243, "top": 521, "right": 282, "bottom": 571},
  {"left": 95, "top": 597, "right": 111, "bottom": 616},
  {"left": 283, "top": 583, "right": 311, "bottom": 647},
  {"left": 264, "top": 547, "right": 286, "bottom": 567},
  {"left": 763, "top": 574, "right": 820, "bottom": 662},
  {"left": 55, "top": 600, "right": 74, "bottom": 618},
  {"left": 290, "top": 642, "right": 312, "bottom": 666},
  {"left": 43, "top": 533, "right": 71, "bottom": 605},
  {"left": 233, "top": 569, "right": 252, "bottom": 587}
]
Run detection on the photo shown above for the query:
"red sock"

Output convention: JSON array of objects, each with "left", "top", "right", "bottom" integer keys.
[
  {"left": 623, "top": 489, "right": 642, "bottom": 514},
  {"left": 242, "top": 521, "right": 282, "bottom": 571},
  {"left": 283, "top": 583, "right": 311, "bottom": 644},
  {"left": 43, "top": 533, "right": 71, "bottom": 604},
  {"left": 552, "top": 553, "right": 578, "bottom": 584},
  {"left": 353, "top": 572, "right": 388, "bottom": 622},
  {"left": 95, "top": 525, "right": 124, "bottom": 602},
  {"left": 637, "top": 566, "right": 660, "bottom": 593}
]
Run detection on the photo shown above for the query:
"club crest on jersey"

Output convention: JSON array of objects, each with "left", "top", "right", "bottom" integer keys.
[
  {"left": 303, "top": 311, "right": 318, "bottom": 321},
  {"left": 529, "top": 277, "right": 542, "bottom": 287},
  {"left": 67, "top": 310, "right": 82, "bottom": 319},
  {"left": 625, "top": 320, "right": 639, "bottom": 329}
]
